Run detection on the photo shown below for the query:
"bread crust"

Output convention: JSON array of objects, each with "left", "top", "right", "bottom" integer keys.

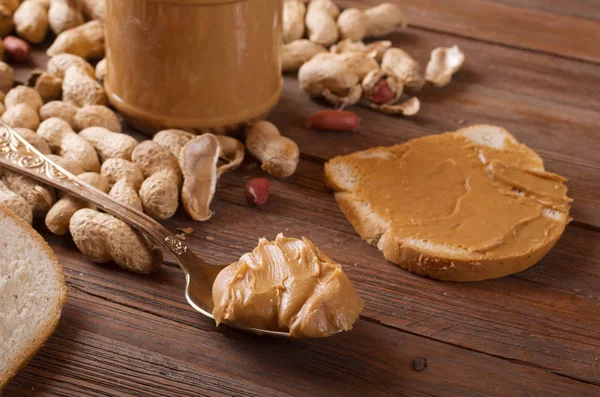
[
  {"left": 325, "top": 126, "right": 571, "bottom": 282},
  {"left": 334, "top": 192, "right": 565, "bottom": 281},
  {"left": 0, "top": 205, "right": 68, "bottom": 390}
]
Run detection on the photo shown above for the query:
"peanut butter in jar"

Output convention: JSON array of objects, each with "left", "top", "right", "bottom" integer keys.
[{"left": 104, "top": 0, "right": 283, "bottom": 135}]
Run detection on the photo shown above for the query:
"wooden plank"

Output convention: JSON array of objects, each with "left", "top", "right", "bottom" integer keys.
[
  {"left": 17, "top": 21, "right": 600, "bottom": 163},
  {"left": 275, "top": 28, "right": 600, "bottom": 158},
  {"left": 21, "top": 160, "right": 600, "bottom": 386},
  {"left": 3, "top": 11, "right": 599, "bottom": 396},
  {"left": 215, "top": 160, "right": 600, "bottom": 301},
  {"left": 11, "top": 31, "right": 600, "bottom": 228},
  {"left": 338, "top": 0, "right": 600, "bottom": 63},
  {"left": 9, "top": 3, "right": 600, "bottom": 67},
  {"left": 209, "top": 165, "right": 600, "bottom": 384},
  {"left": 513, "top": 225, "right": 600, "bottom": 299},
  {"left": 5, "top": 275, "right": 599, "bottom": 396},
  {"left": 272, "top": 28, "right": 600, "bottom": 227},
  {"left": 487, "top": 0, "right": 600, "bottom": 20}
]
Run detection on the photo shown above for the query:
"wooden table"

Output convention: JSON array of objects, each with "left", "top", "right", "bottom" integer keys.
[{"left": 5, "top": 1, "right": 600, "bottom": 396}]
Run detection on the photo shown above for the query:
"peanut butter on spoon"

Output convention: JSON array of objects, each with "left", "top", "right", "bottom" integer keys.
[{"left": 212, "top": 234, "right": 364, "bottom": 338}]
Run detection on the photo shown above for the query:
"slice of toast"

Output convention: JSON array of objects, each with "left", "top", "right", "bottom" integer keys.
[
  {"left": 324, "top": 125, "right": 572, "bottom": 281},
  {"left": 0, "top": 205, "right": 68, "bottom": 390}
]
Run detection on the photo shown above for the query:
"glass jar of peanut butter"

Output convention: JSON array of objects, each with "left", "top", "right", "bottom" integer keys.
[{"left": 104, "top": 0, "right": 283, "bottom": 135}]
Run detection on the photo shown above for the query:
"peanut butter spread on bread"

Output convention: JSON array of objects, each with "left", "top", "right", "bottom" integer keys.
[
  {"left": 212, "top": 234, "right": 364, "bottom": 338},
  {"left": 325, "top": 126, "right": 573, "bottom": 281}
]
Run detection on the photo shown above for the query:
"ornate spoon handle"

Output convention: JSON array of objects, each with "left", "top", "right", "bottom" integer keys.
[
  {"left": 0, "top": 124, "right": 311, "bottom": 336},
  {"left": 0, "top": 123, "right": 188, "bottom": 256}
]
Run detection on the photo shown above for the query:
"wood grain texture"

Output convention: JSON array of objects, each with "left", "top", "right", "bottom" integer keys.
[
  {"left": 207, "top": 165, "right": 600, "bottom": 384},
  {"left": 6, "top": 162, "right": 600, "bottom": 395},
  {"left": 488, "top": 0, "right": 600, "bottom": 20},
  {"left": 339, "top": 0, "right": 600, "bottom": 63},
  {"left": 13, "top": 13, "right": 600, "bottom": 230},
  {"left": 3, "top": 1, "right": 600, "bottom": 395},
  {"left": 6, "top": 287, "right": 599, "bottom": 397},
  {"left": 272, "top": 27, "right": 600, "bottom": 227}
]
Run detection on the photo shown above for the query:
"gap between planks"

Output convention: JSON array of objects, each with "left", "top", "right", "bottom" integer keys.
[
  {"left": 45, "top": 191, "right": 600, "bottom": 388},
  {"left": 359, "top": 316, "right": 600, "bottom": 388},
  {"left": 338, "top": 0, "right": 600, "bottom": 65},
  {"left": 63, "top": 274, "right": 600, "bottom": 391},
  {"left": 407, "top": 23, "right": 600, "bottom": 66}
]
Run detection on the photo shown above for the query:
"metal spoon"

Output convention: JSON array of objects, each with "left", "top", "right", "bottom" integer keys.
[{"left": 0, "top": 123, "right": 289, "bottom": 337}]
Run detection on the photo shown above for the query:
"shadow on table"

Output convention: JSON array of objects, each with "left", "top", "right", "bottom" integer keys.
[{"left": 215, "top": 319, "right": 405, "bottom": 395}]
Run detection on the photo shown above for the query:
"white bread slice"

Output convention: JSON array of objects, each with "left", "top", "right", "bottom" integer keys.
[
  {"left": 0, "top": 205, "right": 68, "bottom": 390},
  {"left": 324, "top": 125, "right": 572, "bottom": 281}
]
